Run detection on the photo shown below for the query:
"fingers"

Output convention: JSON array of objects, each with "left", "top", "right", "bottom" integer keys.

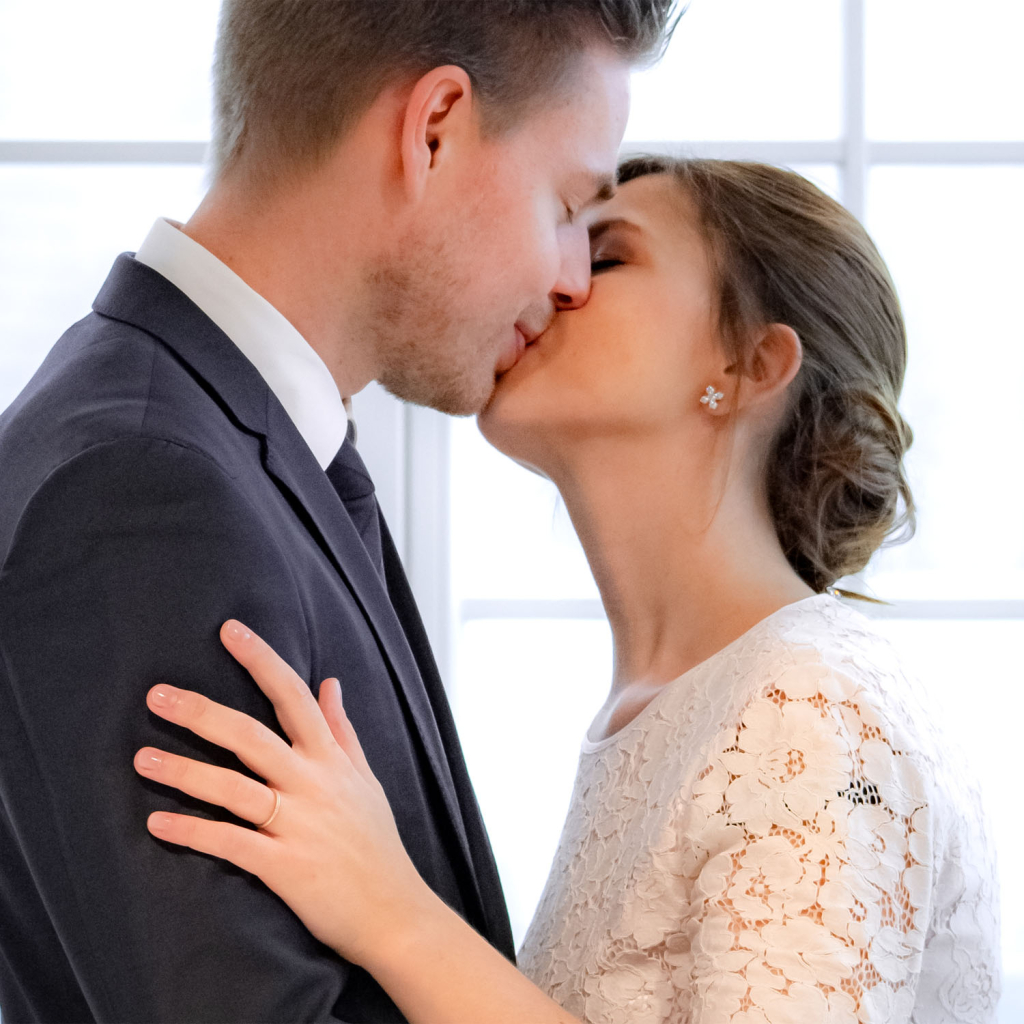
[
  {"left": 134, "top": 746, "right": 281, "bottom": 829},
  {"left": 317, "top": 678, "right": 375, "bottom": 784},
  {"left": 146, "top": 683, "right": 294, "bottom": 783},
  {"left": 317, "top": 678, "right": 345, "bottom": 745},
  {"left": 147, "top": 810, "right": 272, "bottom": 876},
  {"left": 220, "top": 620, "right": 335, "bottom": 753}
]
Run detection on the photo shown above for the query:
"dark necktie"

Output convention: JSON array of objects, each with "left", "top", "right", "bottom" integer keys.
[{"left": 325, "top": 421, "right": 385, "bottom": 579}]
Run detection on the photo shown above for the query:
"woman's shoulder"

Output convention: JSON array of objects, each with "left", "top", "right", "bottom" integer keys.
[
  {"left": 760, "top": 592, "right": 908, "bottom": 686},
  {"left": 661, "top": 593, "right": 944, "bottom": 809},
  {"left": 750, "top": 594, "right": 935, "bottom": 745},
  {"left": 689, "top": 592, "right": 992, "bottom": 873}
]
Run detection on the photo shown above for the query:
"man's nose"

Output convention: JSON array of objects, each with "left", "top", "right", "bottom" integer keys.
[{"left": 551, "top": 226, "right": 591, "bottom": 311}]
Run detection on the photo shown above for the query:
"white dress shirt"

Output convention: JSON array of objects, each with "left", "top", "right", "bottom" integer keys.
[{"left": 135, "top": 218, "right": 349, "bottom": 469}]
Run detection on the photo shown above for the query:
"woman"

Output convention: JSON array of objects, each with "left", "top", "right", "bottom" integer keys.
[{"left": 134, "top": 158, "right": 1000, "bottom": 1023}]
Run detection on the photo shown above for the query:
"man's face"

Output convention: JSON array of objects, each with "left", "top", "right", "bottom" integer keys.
[{"left": 370, "top": 47, "right": 631, "bottom": 416}]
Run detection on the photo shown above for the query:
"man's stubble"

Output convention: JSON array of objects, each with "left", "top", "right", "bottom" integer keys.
[{"left": 366, "top": 229, "right": 499, "bottom": 418}]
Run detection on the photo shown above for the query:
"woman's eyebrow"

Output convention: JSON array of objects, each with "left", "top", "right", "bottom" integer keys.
[{"left": 588, "top": 217, "right": 644, "bottom": 243}]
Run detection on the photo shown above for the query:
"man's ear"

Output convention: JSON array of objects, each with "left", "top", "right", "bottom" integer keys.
[
  {"left": 732, "top": 323, "right": 803, "bottom": 411},
  {"left": 399, "top": 65, "right": 474, "bottom": 202}
]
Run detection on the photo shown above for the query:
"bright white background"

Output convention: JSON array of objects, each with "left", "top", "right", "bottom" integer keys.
[{"left": 0, "top": 1, "right": 1021, "bottom": 1020}]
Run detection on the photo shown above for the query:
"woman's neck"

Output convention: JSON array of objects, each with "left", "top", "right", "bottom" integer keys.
[{"left": 549, "top": 432, "right": 814, "bottom": 700}]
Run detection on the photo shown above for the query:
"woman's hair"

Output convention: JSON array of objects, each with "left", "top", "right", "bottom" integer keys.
[{"left": 617, "top": 156, "right": 915, "bottom": 593}]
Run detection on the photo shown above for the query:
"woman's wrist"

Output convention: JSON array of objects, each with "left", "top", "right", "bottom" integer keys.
[
  {"left": 353, "top": 887, "right": 581, "bottom": 1024},
  {"left": 344, "top": 872, "right": 451, "bottom": 975}
]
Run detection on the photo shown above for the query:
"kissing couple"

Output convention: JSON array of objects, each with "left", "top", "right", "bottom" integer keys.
[{"left": 0, "top": 2, "right": 999, "bottom": 1022}]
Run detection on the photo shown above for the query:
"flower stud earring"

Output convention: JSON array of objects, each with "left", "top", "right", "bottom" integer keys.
[{"left": 700, "top": 385, "right": 724, "bottom": 410}]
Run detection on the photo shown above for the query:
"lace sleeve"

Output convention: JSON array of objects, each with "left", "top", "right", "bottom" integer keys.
[{"left": 679, "top": 660, "right": 930, "bottom": 1023}]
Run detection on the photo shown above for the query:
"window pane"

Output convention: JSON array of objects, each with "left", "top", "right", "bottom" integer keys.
[
  {"left": 0, "top": 164, "right": 206, "bottom": 412},
  {"left": 866, "top": 0, "right": 1024, "bottom": 141},
  {"left": 449, "top": 417, "right": 598, "bottom": 601},
  {"left": 0, "top": 0, "right": 218, "bottom": 140},
  {"left": 625, "top": 0, "right": 842, "bottom": 143},
  {"left": 865, "top": 166, "right": 1024, "bottom": 599},
  {"left": 867, "top": 616, "right": 1024, "bottom": 1010},
  {"left": 452, "top": 618, "right": 612, "bottom": 946}
]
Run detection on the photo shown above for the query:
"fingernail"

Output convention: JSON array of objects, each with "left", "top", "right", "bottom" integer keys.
[
  {"left": 329, "top": 678, "right": 342, "bottom": 706},
  {"left": 137, "top": 750, "right": 163, "bottom": 771},
  {"left": 224, "top": 620, "right": 252, "bottom": 642},
  {"left": 150, "top": 686, "right": 178, "bottom": 709},
  {"left": 149, "top": 812, "right": 173, "bottom": 832}
]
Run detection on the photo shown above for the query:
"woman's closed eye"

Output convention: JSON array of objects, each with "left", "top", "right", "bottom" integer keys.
[{"left": 590, "top": 257, "right": 623, "bottom": 273}]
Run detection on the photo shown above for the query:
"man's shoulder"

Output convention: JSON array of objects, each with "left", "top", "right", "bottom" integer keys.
[{"left": 0, "top": 313, "right": 259, "bottom": 554}]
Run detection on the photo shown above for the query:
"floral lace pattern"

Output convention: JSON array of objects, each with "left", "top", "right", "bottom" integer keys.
[{"left": 518, "top": 596, "right": 1000, "bottom": 1023}]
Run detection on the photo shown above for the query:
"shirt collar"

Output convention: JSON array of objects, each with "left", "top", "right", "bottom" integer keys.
[{"left": 135, "top": 217, "right": 348, "bottom": 469}]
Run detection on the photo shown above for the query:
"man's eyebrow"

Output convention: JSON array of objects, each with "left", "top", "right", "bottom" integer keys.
[
  {"left": 574, "top": 172, "right": 617, "bottom": 209},
  {"left": 589, "top": 174, "right": 617, "bottom": 205}
]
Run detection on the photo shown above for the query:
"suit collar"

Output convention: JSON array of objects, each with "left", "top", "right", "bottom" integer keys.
[
  {"left": 134, "top": 221, "right": 347, "bottom": 469},
  {"left": 94, "top": 253, "right": 274, "bottom": 441}
]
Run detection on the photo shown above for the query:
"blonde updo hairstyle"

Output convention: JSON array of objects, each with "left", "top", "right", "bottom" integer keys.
[{"left": 617, "top": 156, "right": 915, "bottom": 593}]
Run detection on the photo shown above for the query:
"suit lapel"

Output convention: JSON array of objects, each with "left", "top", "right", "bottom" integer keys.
[
  {"left": 377, "top": 515, "right": 498, "bottom": 925},
  {"left": 93, "top": 255, "right": 478, "bottom": 889},
  {"left": 261, "top": 404, "right": 473, "bottom": 862}
]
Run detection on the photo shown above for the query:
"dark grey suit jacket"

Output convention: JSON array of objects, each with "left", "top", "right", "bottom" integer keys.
[{"left": 0, "top": 254, "right": 514, "bottom": 1023}]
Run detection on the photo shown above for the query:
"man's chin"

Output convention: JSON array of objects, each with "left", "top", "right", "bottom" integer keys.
[{"left": 378, "top": 368, "right": 495, "bottom": 419}]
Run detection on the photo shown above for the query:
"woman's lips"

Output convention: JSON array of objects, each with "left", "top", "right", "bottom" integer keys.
[{"left": 495, "top": 324, "right": 528, "bottom": 375}]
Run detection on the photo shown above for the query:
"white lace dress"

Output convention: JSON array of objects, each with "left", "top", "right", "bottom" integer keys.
[{"left": 518, "top": 594, "right": 1000, "bottom": 1024}]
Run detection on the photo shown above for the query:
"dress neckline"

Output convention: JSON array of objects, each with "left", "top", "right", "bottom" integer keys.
[{"left": 579, "top": 592, "right": 838, "bottom": 754}]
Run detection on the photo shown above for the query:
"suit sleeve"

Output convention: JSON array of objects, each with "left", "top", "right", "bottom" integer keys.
[{"left": 0, "top": 437, "right": 378, "bottom": 1023}]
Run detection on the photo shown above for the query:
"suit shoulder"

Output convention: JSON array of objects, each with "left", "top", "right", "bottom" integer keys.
[
  {"left": 0, "top": 316, "right": 261, "bottom": 551},
  {"left": 0, "top": 435, "right": 263, "bottom": 573},
  {"left": 1, "top": 310, "right": 235, "bottom": 453}
]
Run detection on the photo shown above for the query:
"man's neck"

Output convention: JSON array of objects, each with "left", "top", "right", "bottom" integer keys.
[{"left": 182, "top": 170, "right": 381, "bottom": 400}]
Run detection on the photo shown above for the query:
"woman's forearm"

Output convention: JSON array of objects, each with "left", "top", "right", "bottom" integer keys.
[{"left": 362, "top": 887, "right": 580, "bottom": 1024}]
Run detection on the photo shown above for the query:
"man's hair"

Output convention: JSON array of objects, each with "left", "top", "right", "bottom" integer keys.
[{"left": 211, "top": 0, "right": 678, "bottom": 187}]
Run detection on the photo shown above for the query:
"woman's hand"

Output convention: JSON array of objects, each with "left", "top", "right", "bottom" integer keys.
[
  {"left": 133, "top": 620, "right": 435, "bottom": 969},
  {"left": 137, "top": 621, "right": 582, "bottom": 1024}
]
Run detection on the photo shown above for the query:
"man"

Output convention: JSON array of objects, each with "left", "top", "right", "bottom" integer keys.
[{"left": 0, "top": 2, "right": 673, "bottom": 1021}]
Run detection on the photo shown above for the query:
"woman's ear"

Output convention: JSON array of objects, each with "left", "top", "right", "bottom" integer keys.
[
  {"left": 399, "top": 65, "right": 474, "bottom": 202},
  {"left": 734, "top": 323, "right": 803, "bottom": 411}
]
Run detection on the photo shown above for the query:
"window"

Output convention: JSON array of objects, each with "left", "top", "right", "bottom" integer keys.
[
  {"left": 1, "top": 1, "right": 1019, "bottom": 1018},
  {"left": 0, "top": 0, "right": 216, "bottom": 412}
]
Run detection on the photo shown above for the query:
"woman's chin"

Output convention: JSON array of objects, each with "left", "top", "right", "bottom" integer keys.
[{"left": 477, "top": 398, "right": 554, "bottom": 475}]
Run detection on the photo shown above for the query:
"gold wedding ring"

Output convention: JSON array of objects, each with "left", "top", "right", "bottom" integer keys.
[{"left": 256, "top": 788, "right": 281, "bottom": 831}]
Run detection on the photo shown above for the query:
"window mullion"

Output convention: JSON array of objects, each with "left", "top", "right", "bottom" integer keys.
[{"left": 842, "top": 0, "right": 868, "bottom": 219}]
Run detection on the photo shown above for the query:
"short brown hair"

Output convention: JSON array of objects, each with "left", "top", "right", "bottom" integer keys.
[
  {"left": 618, "top": 156, "right": 915, "bottom": 592},
  {"left": 212, "top": 0, "right": 677, "bottom": 186}
]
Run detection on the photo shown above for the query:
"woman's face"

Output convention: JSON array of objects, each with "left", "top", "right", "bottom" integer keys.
[{"left": 478, "top": 173, "right": 726, "bottom": 471}]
